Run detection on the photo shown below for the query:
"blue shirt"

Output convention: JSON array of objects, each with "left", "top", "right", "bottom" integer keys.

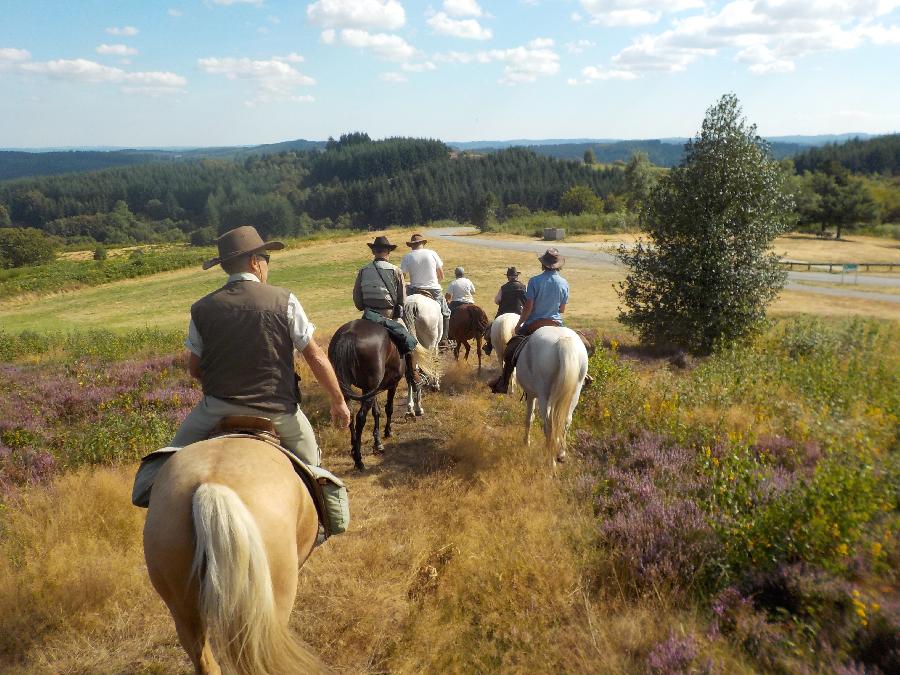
[{"left": 524, "top": 270, "right": 569, "bottom": 325}]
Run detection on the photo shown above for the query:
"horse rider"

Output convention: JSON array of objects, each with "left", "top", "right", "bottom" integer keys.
[
  {"left": 483, "top": 266, "right": 526, "bottom": 356},
  {"left": 445, "top": 266, "right": 476, "bottom": 313},
  {"left": 352, "top": 235, "right": 422, "bottom": 386},
  {"left": 400, "top": 232, "right": 452, "bottom": 346},
  {"left": 133, "top": 225, "right": 352, "bottom": 505},
  {"left": 490, "top": 248, "right": 593, "bottom": 393}
]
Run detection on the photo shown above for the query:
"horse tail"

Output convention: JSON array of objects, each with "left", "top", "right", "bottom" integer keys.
[
  {"left": 404, "top": 298, "right": 419, "bottom": 341},
  {"left": 330, "top": 331, "right": 380, "bottom": 402},
  {"left": 472, "top": 305, "right": 490, "bottom": 334},
  {"left": 191, "top": 483, "right": 321, "bottom": 674},
  {"left": 546, "top": 335, "right": 583, "bottom": 457}
]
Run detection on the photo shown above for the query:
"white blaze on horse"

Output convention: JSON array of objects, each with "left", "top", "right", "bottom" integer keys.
[
  {"left": 403, "top": 292, "right": 443, "bottom": 416},
  {"left": 490, "top": 312, "right": 520, "bottom": 392},
  {"left": 143, "top": 438, "right": 326, "bottom": 674},
  {"left": 514, "top": 326, "right": 589, "bottom": 467}
]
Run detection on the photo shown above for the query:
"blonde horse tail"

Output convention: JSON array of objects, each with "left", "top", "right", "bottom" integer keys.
[
  {"left": 404, "top": 299, "right": 419, "bottom": 341},
  {"left": 546, "top": 335, "right": 582, "bottom": 459},
  {"left": 191, "top": 483, "right": 323, "bottom": 674}
]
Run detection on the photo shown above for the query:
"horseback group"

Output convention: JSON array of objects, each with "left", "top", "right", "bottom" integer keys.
[{"left": 132, "top": 224, "right": 593, "bottom": 673}]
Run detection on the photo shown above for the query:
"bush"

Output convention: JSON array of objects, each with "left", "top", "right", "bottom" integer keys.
[
  {"left": 93, "top": 245, "right": 107, "bottom": 261},
  {"left": 190, "top": 226, "right": 217, "bottom": 246},
  {"left": 617, "top": 94, "right": 794, "bottom": 354},
  {"left": 0, "top": 227, "right": 55, "bottom": 268}
]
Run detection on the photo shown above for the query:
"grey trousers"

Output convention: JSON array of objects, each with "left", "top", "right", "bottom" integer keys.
[{"left": 171, "top": 395, "right": 320, "bottom": 466}]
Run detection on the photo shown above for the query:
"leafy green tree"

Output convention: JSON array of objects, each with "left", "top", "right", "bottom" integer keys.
[
  {"left": 0, "top": 203, "right": 10, "bottom": 227},
  {"left": 624, "top": 151, "right": 657, "bottom": 224},
  {"left": 0, "top": 227, "right": 55, "bottom": 268},
  {"left": 810, "top": 164, "right": 878, "bottom": 239},
  {"left": 559, "top": 185, "right": 604, "bottom": 215},
  {"left": 583, "top": 148, "right": 596, "bottom": 165},
  {"left": 471, "top": 192, "right": 498, "bottom": 229},
  {"left": 93, "top": 245, "right": 108, "bottom": 261},
  {"left": 617, "top": 94, "right": 793, "bottom": 354}
]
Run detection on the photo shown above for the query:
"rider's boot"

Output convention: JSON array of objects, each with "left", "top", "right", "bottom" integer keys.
[
  {"left": 439, "top": 315, "right": 451, "bottom": 347},
  {"left": 490, "top": 335, "right": 525, "bottom": 394}
]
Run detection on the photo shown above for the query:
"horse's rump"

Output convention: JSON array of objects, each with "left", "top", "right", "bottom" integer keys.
[{"left": 449, "top": 304, "right": 489, "bottom": 340}]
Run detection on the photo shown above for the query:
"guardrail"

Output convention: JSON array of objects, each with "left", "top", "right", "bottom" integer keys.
[{"left": 780, "top": 261, "right": 898, "bottom": 272}]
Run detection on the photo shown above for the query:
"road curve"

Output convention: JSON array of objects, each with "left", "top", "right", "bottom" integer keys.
[{"left": 427, "top": 227, "right": 900, "bottom": 304}]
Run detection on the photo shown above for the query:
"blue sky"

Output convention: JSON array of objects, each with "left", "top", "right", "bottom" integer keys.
[{"left": 1, "top": 0, "right": 899, "bottom": 147}]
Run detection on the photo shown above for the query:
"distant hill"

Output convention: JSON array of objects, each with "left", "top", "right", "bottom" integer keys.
[{"left": 792, "top": 134, "right": 899, "bottom": 175}]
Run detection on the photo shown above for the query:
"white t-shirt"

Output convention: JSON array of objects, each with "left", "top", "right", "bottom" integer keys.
[
  {"left": 447, "top": 278, "right": 475, "bottom": 303},
  {"left": 400, "top": 248, "right": 443, "bottom": 290}
]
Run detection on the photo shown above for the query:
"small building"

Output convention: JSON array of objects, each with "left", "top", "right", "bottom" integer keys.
[{"left": 543, "top": 227, "right": 565, "bottom": 241}]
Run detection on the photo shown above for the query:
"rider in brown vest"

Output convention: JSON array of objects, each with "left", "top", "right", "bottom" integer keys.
[
  {"left": 352, "top": 235, "right": 422, "bottom": 385},
  {"left": 483, "top": 266, "right": 527, "bottom": 356}
]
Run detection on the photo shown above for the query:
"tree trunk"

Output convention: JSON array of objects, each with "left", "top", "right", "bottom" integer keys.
[{"left": 836, "top": 223, "right": 842, "bottom": 240}]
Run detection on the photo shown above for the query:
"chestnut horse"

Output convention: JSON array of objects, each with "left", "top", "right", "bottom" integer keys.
[
  {"left": 143, "top": 438, "right": 324, "bottom": 674},
  {"left": 328, "top": 319, "right": 405, "bottom": 471},
  {"left": 448, "top": 303, "right": 490, "bottom": 371}
]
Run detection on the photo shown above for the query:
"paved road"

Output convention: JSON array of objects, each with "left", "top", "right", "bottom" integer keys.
[{"left": 427, "top": 227, "right": 900, "bottom": 304}]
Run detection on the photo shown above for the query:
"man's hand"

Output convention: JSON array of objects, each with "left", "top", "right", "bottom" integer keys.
[{"left": 331, "top": 399, "right": 352, "bottom": 428}]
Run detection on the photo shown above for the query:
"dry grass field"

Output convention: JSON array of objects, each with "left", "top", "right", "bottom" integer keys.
[{"left": 1, "top": 230, "right": 897, "bottom": 673}]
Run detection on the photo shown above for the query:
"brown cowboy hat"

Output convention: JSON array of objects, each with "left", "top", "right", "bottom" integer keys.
[
  {"left": 506, "top": 266, "right": 520, "bottom": 277},
  {"left": 367, "top": 235, "right": 397, "bottom": 252},
  {"left": 405, "top": 233, "right": 427, "bottom": 246},
  {"left": 538, "top": 248, "right": 564, "bottom": 270},
  {"left": 202, "top": 225, "right": 284, "bottom": 270}
]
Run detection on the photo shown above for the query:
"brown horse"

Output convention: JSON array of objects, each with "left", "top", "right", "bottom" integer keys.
[
  {"left": 449, "top": 303, "right": 490, "bottom": 371},
  {"left": 328, "top": 319, "right": 405, "bottom": 471},
  {"left": 143, "top": 438, "right": 325, "bottom": 674}
]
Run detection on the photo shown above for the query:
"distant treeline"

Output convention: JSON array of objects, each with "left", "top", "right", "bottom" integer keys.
[
  {"left": 0, "top": 134, "right": 624, "bottom": 243},
  {"left": 0, "top": 150, "right": 172, "bottom": 182},
  {"left": 523, "top": 139, "right": 806, "bottom": 166},
  {"left": 792, "top": 134, "right": 899, "bottom": 175}
]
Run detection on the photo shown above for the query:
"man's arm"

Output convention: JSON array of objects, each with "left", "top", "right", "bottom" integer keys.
[
  {"left": 187, "top": 351, "right": 202, "bottom": 380},
  {"left": 436, "top": 266, "right": 444, "bottom": 281},
  {"left": 559, "top": 303, "right": 567, "bottom": 314},
  {"left": 352, "top": 269, "right": 364, "bottom": 311},
  {"left": 494, "top": 288, "right": 502, "bottom": 305},
  {"left": 301, "top": 339, "right": 351, "bottom": 428},
  {"left": 517, "top": 299, "right": 534, "bottom": 330}
]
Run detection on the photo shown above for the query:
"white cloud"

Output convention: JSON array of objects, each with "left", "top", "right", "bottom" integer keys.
[
  {"left": 96, "top": 44, "right": 138, "bottom": 57},
  {"left": 570, "top": 65, "right": 639, "bottom": 84},
  {"left": 565, "top": 39, "right": 595, "bottom": 54},
  {"left": 0, "top": 47, "right": 31, "bottom": 66},
  {"left": 320, "top": 29, "right": 337, "bottom": 44},
  {"left": 307, "top": 0, "right": 405, "bottom": 30},
  {"left": 380, "top": 71, "right": 408, "bottom": 82},
  {"left": 337, "top": 29, "right": 418, "bottom": 61},
  {"left": 20, "top": 58, "right": 185, "bottom": 91},
  {"left": 198, "top": 55, "right": 315, "bottom": 104},
  {"left": 427, "top": 12, "right": 492, "bottom": 40},
  {"left": 402, "top": 60, "right": 436, "bottom": 71},
  {"left": 168, "top": 8, "right": 183, "bottom": 17},
  {"left": 443, "top": 0, "right": 484, "bottom": 17},
  {"left": 602, "top": 0, "right": 900, "bottom": 76},
  {"left": 436, "top": 38, "right": 560, "bottom": 84},
  {"left": 578, "top": 1, "right": 704, "bottom": 27},
  {"left": 106, "top": 26, "right": 139, "bottom": 36}
]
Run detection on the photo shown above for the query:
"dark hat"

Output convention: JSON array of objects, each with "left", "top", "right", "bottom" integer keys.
[
  {"left": 406, "top": 233, "right": 428, "bottom": 246},
  {"left": 367, "top": 235, "right": 397, "bottom": 252},
  {"left": 538, "top": 248, "right": 564, "bottom": 270},
  {"left": 506, "top": 266, "right": 520, "bottom": 277},
  {"left": 202, "top": 225, "right": 284, "bottom": 270}
]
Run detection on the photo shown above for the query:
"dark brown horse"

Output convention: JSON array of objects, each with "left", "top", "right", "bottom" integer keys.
[
  {"left": 449, "top": 304, "right": 490, "bottom": 372},
  {"left": 328, "top": 320, "right": 405, "bottom": 471}
]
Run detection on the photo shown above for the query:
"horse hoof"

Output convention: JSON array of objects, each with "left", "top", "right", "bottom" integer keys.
[
  {"left": 405, "top": 411, "right": 415, "bottom": 418},
  {"left": 556, "top": 452, "right": 566, "bottom": 463},
  {"left": 414, "top": 410, "right": 423, "bottom": 417},
  {"left": 373, "top": 445, "right": 385, "bottom": 455},
  {"left": 355, "top": 461, "right": 366, "bottom": 471}
]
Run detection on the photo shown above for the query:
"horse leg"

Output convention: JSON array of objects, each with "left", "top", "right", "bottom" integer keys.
[
  {"left": 453, "top": 341, "right": 461, "bottom": 361},
  {"left": 352, "top": 401, "right": 370, "bottom": 471},
  {"left": 384, "top": 386, "right": 396, "bottom": 438},
  {"left": 524, "top": 394, "right": 536, "bottom": 447},
  {"left": 538, "top": 397, "right": 557, "bottom": 468},
  {"left": 463, "top": 339, "right": 471, "bottom": 361},
  {"left": 405, "top": 376, "right": 415, "bottom": 417},
  {"left": 475, "top": 335, "right": 483, "bottom": 373},
  {"left": 372, "top": 398, "right": 384, "bottom": 454},
  {"left": 414, "top": 378, "right": 424, "bottom": 417}
]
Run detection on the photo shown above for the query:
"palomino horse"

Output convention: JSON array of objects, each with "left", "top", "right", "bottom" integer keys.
[
  {"left": 448, "top": 303, "right": 490, "bottom": 372},
  {"left": 143, "top": 438, "right": 324, "bottom": 674},
  {"left": 403, "top": 292, "right": 443, "bottom": 416},
  {"left": 329, "top": 319, "right": 405, "bottom": 471},
  {"left": 514, "top": 326, "right": 589, "bottom": 467},
  {"left": 489, "top": 312, "right": 520, "bottom": 393}
]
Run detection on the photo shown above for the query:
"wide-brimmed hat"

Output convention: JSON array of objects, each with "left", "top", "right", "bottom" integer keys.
[
  {"left": 506, "top": 266, "right": 520, "bottom": 277},
  {"left": 203, "top": 225, "right": 284, "bottom": 270},
  {"left": 367, "top": 235, "right": 397, "bottom": 252},
  {"left": 538, "top": 248, "right": 564, "bottom": 270},
  {"left": 406, "top": 233, "right": 428, "bottom": 246}
]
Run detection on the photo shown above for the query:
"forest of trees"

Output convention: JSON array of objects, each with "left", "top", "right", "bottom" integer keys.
[
  {"left": 792, "top": 134, "right": 899, "bottom": 175},
  {"left": 0, "top": 134, "right": 625, "bottom": 245}
]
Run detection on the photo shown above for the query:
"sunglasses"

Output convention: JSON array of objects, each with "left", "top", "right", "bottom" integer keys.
[{"left": 256, "top": 252, "right": 270, "bottom": 263}]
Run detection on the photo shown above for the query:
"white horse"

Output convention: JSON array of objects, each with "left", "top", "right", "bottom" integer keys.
[
  {"left": 514, "top": 326, "right": 589, "bottom": 467},
  {"left": 403, "top": 292, "right": 443, "bottom": 416},
  {"left": 490, "top": 312, "right": 520, "bottom": 393}
]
